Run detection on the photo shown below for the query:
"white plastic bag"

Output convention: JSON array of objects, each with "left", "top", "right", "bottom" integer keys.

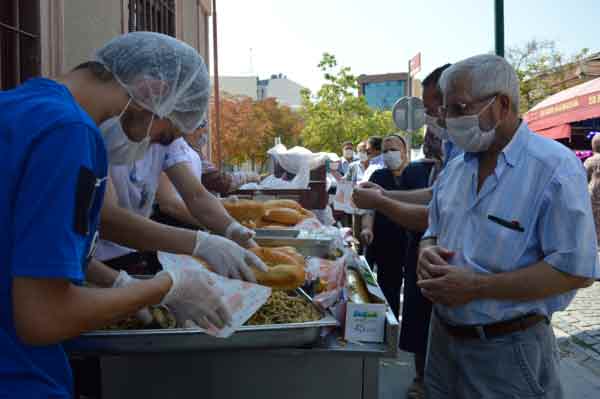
[{"left": 267, "top": 144, "right": 339, "bottom": 174}]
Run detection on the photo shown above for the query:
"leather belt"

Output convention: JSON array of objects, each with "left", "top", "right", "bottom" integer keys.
[{"left": 438, "top": 313, "right": 548, "bottom": 340}]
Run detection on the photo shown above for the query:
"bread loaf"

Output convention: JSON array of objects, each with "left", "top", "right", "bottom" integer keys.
[
  {"left": 253, "top": 264, "right": 306, "bottom": 290},
  {"left": 222, "top": 199, "right": 266, "bottom": 223},
  {"left": 264, "top": 199, "right": 304, "bottom": 211},
  {"left": 249, "top": 247, "right": 306, "bottom": 290},
  {"left": 263, "top": 208, "right": 303, "bottom": 225}
]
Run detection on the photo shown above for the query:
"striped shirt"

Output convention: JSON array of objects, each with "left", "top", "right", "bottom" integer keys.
[{"left": 426, "top": 121, "right": 600, "bottom": 325}]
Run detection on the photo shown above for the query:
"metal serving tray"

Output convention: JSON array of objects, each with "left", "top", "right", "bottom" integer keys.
[
  {"left": 254, "top": 228, "right": 301, "bottom": 239},
  {"left": 65, "top": 290, "right": 337, "bottom": 355}
]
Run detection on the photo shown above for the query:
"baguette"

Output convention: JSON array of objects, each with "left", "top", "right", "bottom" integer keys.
[
  {"left": 263, "top": 199, "right": 304, "bottom": 211},
  {"left": 253, "top": 264, "right": 306, "bottom": 290},
  {"left": 250, "top": 247, "right": 306, "bottom": 289},
  {"left": 263, "top": 208, "right": 304, "bottom": 225},
  {"left": 222, "top": 199, "right": 266, "bottom": 223}
]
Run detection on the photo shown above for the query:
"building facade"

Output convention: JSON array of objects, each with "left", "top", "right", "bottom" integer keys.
[
  {"left": 214, "top": 74, "right": 306, "bottom": 109},
  {"left": 357, "top": 72, "right": 422, "bottom": 110},
  {"left": 1, "top": 0, "right": 211, "bottom": 90},
  {"left": 258, "top": 74, "right": 305, "bottom": 109}
]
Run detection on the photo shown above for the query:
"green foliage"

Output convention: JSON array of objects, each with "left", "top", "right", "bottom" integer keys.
[
  {"left": 299, "top": 53, "right": 397, "bottom": 152},
  {"left": 507, "top": 40, "right": 590, "bottom": 114}
]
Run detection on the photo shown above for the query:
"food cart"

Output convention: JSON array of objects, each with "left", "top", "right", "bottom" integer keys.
[{"left": 66, "top": 233, "right": 400, "bottom": 399}]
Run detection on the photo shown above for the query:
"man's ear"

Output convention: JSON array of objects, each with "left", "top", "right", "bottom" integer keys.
[{"left": 499, "top": 94, "right": 511, "bottom": 119}]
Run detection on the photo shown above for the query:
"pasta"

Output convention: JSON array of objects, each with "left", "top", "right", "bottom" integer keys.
[{"left": 245, "top": 291, "right": 322, "bottom": 325}]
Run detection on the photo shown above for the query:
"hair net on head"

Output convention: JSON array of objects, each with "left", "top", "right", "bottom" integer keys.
[{"left": 95, "top": 31, "right": 210, "bottom": 132}]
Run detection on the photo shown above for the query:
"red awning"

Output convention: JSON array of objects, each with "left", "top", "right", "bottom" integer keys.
[
  {"left": 524, "top": 77, "right": 600, "bottom": 132},
  {"left": 535, "top": 124, "right": 571, "bottom": 140}
]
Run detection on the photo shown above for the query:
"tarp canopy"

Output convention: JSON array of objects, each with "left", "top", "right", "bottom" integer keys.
[
  {"left": 524, "top": 77, "right": 600, "bottom": 138},
  {"left": 535, "top": 124, "right": 571, "bottom": 140}
]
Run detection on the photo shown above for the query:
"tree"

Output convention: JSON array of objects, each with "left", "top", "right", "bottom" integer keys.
[
  {"left": 507, "top": 39, "right": 590, "bottom": 114},
  {"left": 210, "top": 95, "right": 272, "bottom": 166},
  {"left": 257, "top": 97, "right": 304, "bottom": 152},
  {"left": 299, "top": 53, "right": 407, "bottom": 153},
  {"left": 209, "top": 95, "right": 304, "bottom": 168}
]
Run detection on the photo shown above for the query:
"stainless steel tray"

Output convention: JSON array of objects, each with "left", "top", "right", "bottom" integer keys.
[
  {"left": 254, "top": 228, "right": 300, "bottom": 238},
  {"left": 65, "top": 290, "right": 337, "bottom": 355}
]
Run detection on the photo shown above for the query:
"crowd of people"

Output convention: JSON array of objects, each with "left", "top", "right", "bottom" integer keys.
[
  {"left": 335, "top": 56, "right": 600, "bottom": 399},
  {"left": 1, "top": 29, "right": 599, "bottom": 399}
]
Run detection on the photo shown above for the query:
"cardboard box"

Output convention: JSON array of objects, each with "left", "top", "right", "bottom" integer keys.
[
  {"left": 343, "top": 257, "right": 388, "bottom": 343},
  {"left": 344, "top": 302, "right": 387, "bottom": 343}
]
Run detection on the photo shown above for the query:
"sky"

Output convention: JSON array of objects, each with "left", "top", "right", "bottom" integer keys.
[{"left": 210, "top": 0, "right": 600, "bottom": 93}]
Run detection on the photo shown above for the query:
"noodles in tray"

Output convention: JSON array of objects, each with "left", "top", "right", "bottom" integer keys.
[{"left": 245, "top": 290, "right": 322, "bottom": 325}]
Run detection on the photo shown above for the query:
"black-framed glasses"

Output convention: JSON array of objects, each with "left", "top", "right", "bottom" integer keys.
[{"left": 438, "top": 94, "right": 497, "bottom": 119}]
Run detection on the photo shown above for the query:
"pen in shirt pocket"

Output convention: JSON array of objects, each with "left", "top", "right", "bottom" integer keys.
[{"left": 487, "top": 214, "right": 524, "bottom": 232}]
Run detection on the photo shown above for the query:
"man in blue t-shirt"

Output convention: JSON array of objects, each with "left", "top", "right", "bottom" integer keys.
[{"left": 0, "top": 32, "right": 232, "bottom": 398}]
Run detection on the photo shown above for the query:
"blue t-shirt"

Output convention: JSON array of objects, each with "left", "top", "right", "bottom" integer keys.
[{"left": 0, "top": 78, "right": 107, "bottom": 398}]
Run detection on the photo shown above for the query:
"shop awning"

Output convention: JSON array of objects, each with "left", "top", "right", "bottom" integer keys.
[
  {"left": 524, "top": 77, "right": 600, "bottom": 133},
  {"left": 535, "top": 124, "right": 571, "bottom": 140}
]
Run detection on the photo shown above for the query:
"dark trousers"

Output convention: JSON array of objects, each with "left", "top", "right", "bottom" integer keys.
[{"left": 373, "top": 256, "right": 403, "bottom": 319}]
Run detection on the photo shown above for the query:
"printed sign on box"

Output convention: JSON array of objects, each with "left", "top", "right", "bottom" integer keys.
[{"left": 344, "top": 302, "right": 386, "bottom": 343}]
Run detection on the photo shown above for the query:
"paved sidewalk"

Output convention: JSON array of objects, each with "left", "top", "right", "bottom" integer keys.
[
  {"left": 552, "top": 282, "right": 600, "bottom": 376},
  {"left": 379, "top": 282, "right": 600, "bottom": 398}
]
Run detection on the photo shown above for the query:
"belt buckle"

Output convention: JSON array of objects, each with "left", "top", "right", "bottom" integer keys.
[{"left": 475, "top": 325, "right": 487, "bottom": 340}]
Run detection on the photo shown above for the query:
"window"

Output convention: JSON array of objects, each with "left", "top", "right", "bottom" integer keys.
[
  {"left": 128, "top": 0, "right": 175, "bottom": 36},
  {"left": 0, "top": 0, "right": 40, "bottom": 90}
]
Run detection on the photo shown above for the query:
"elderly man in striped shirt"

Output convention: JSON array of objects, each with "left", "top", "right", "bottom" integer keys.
[{"left": 418, "top": 54, "right": 600, "bottom": 399}]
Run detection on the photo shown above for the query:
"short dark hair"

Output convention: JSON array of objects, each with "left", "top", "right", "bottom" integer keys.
[
  {"left": 73, "top": 61, "right": 114, "bottom": 82},
  {"left": 342, "top": 141, "right": 353, "bottom": 148},
  {"left": 367, "top": 136, "right": 382, "bottom": 151},
  {"left": 422, "top": 63, "right": 452, "bottom": 88}
]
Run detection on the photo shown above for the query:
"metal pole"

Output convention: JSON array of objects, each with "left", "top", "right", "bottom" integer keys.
[
  {"left": 212, "top": 0, "right": 223, "bottom": 168},
  {"left": 407, "top": 60, "right": 412, "bottom": 97},
  {"left": 495, "top": 0, "right": 505, "bottom": 57}
]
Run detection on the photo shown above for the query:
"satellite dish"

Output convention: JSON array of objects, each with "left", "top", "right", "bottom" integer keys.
[{"left": 392, "top": 96, "right": 425, "bottom": 132}]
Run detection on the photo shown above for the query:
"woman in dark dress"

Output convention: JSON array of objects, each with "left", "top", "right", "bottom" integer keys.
[
  {"left": 360, "top": 134, "right": 409, "bottom": 317},
  {"left": 400, "top": 129, "right": 443, "bottom": 399}
]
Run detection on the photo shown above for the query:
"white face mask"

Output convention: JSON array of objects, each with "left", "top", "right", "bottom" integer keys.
[
  {"left": 383, "top": 151, "right": 405, "bottom": 170},
  {"left": 445, "top": 97, "right": 499, "bottom": 152},
  {"left": 358, "top": 151, "right": 368, "bottom": 162},
  {"left": 425, "top": 114, "right": 449, "bottom": 141},
  {"left": 100, "top": 99, "right": 154, "bottom": 165},
  {"left": 343, "top": 149, "right": 354, "bottom": 159}
]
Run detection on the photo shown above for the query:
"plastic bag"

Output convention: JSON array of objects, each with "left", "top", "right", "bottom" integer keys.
[
  {"left": 267, "top": 144, "right": 339, "bottom": 174},
  {"left": 312, "top": 256, "right": 347, "bottom": 310}
]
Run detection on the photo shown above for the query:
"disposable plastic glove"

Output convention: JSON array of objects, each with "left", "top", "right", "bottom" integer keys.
[
  {"left": 193, "top": 230, "right": 268, "bottom": 282},
  {"left": 112, "top": 270, "right": 153, "bottom": 324},
  {"left": 224, "top": 221, "right": 255, "bottom": 248},
  {"left": 158, "top": 267, "right": 232, "bottom": 329}
]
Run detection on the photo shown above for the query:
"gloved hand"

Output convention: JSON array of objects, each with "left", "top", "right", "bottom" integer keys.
[
  {"left": 112, "top": 270, "right": 153, "bottom": 324},
  {"left": 224, "top": 221, "right": 255, "bottom": 248},
  {"left": 158, "top": 267, "right": 232, "bottom": 329},
  {"left": 193, "top": 230, "right": 268, "bottom": 282}
]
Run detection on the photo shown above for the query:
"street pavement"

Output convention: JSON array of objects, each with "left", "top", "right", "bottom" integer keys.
[{"left": 378, "top": 282, "right": 600, "bottom": 398}]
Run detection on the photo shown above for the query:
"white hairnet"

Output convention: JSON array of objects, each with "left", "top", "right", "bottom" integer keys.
[{"left": 95, "top": 31, "right": 210, "bottom": 132}]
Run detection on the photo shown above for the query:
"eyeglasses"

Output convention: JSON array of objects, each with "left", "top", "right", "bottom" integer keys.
[{"left": 438, "top": 94, "right": 497, "bottom": 119}]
